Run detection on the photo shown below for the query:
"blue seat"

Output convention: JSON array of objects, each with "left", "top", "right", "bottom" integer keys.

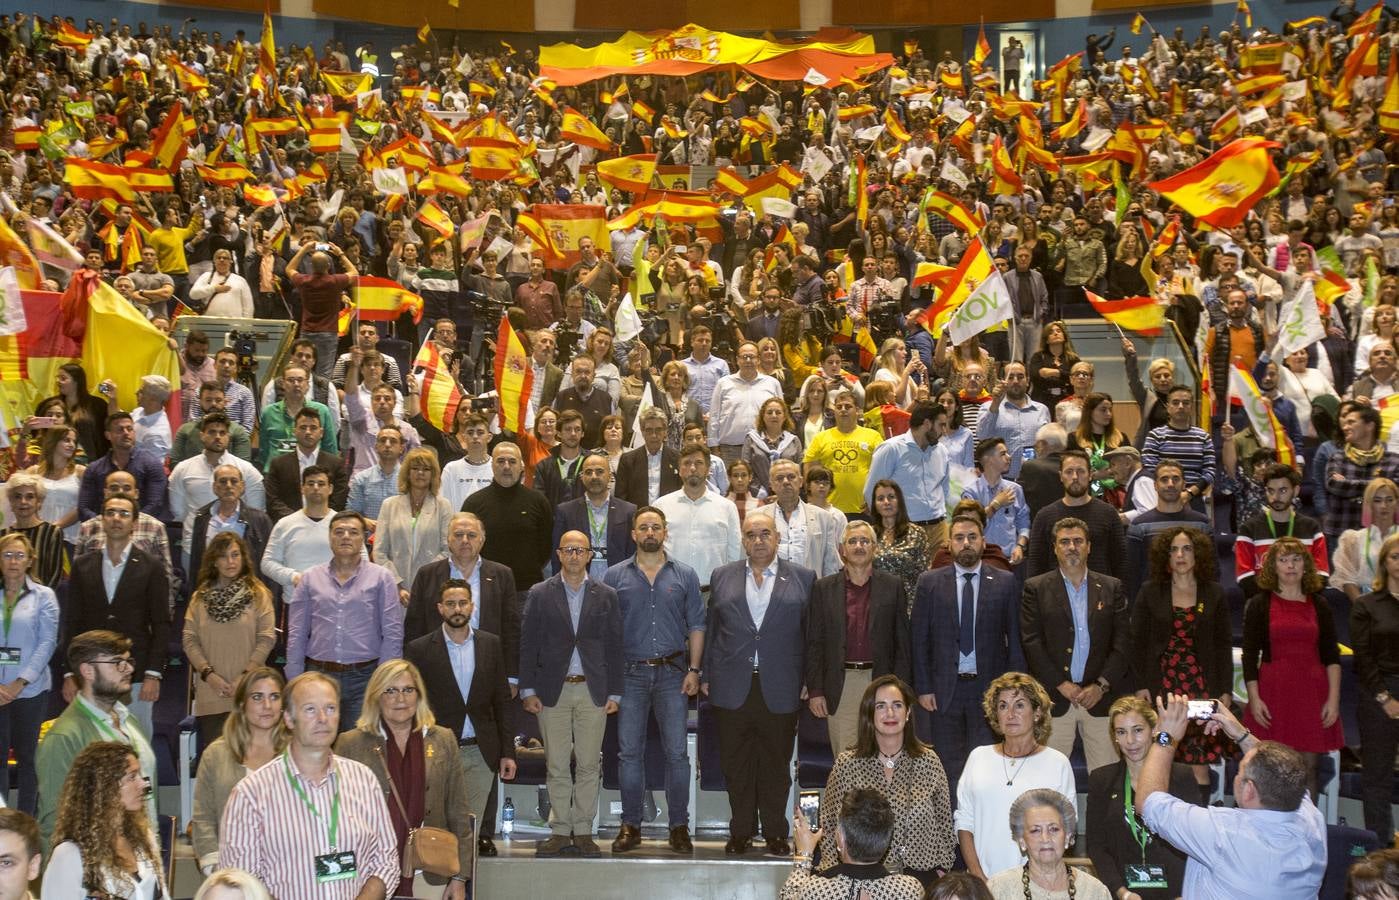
[
  {"left": 507, "top": 700, "right": 548, "bottom": 786},
  {"left": 1321, "top": 823, "right": 1380, "bottom": 900},
  {"left": 696, "top": 698, "right": 725, "bottom": 791},
  {"left": 796, "top": 708, "right": 833, "bottom": 789},
  {"left": 600, "top": 706, "right": 670, "bottom": 792}
]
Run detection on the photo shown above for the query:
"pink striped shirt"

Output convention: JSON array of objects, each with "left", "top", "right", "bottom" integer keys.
[{"left": 220, "top": 752, "right": 398, "bottom": 900}]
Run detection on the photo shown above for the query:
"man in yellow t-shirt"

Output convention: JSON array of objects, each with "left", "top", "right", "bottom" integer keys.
[
  {"left": 803, "top": 389, "right": 883, "bottom": 516},
  {"left": 145, "top": 204, "right": 204, "bottom": 301}
]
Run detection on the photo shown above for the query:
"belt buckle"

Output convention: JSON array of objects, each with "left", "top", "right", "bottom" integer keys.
[{"left": 958, "top": 673, "right": 978, "bottom": 681}]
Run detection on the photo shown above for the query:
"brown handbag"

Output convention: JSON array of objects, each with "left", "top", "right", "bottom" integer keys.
[{"left": 376, "top": 745, "right": 461, "bottom": 879}]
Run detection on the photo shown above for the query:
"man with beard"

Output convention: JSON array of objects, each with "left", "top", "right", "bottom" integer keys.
[
  {"left": 655, "top": 443, "right": 742, "bottom": 590},
  {"left": 1024, "top": 450, "right": 1126, "bottom": 579},
  {"left": 405, "top": 579, "right": 518, "bottom": 860},
  {"left": 1020, "top": 517, "right": 1130, "bottom": 773},
  {"left": 979, "top": 362, "right": 1050, "bottom": 479},
  {"left": 463, "top": 443, "right": 555, "bottom": 595},
  {"left": 552, "top": 452, "right": 636, "bottom": 578},
  {"left": 37, "top": 630, "right": 160, "bottom": 845},
  {"left": 604, "top": 507, "right": 705, "bottom": 855},
  {"left": 912, "top": 516, "right": 1022, "bottom": 795},
  {"left": 1234, "top": 464, "right": 1329, "bottom": 596}
]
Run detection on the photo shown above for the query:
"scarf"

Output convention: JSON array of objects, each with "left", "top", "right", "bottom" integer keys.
[
  {"left": 203, "top": 580, "right": 253, "bottom": 624},
  {"left": 1346, "top": 442, "right": 1385, "bottom": 466}
]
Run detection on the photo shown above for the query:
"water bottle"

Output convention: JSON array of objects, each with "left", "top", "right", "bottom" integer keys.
[{"left": 502, "top": 798, "right": 515, "bottom": 835}]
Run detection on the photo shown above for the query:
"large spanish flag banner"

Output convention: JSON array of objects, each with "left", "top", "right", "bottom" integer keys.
[
  {"left": 494, "top": 315, "right": 534, "bottom": 434},
  {"left": 595, "top": 154, "right": 658, "bottom": 194},
  {"left": 1147, "top": 138, "right": 1279, "bottom": 229},
  {"left": 1084, "top": 290, "right": 1166, "bottom": 335},
  {"left": 415, "top": 339, "right": 465, "bottom": 434},
  {"left": 528, "top": 204, "right": 610, "bottom": 268}
]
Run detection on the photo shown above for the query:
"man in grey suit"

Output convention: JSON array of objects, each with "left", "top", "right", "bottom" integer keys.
[
  {"left": 768, "top": 460, "right": 842, "bottom": 577},
  {"left": 519, "top": 529, "right": 623, "bottom": 859},
  {"left": 703, "top": 511, "right": 815, "bottom": 857},
  {"left": 1004, "top": 244, "right": 1049, "bottom": 362},
  {"left": 805, "top": 520, "right": 911, "bottom": 756},
  {"left": 912, "top": 515, "right": 1024, "bottom": 795}
]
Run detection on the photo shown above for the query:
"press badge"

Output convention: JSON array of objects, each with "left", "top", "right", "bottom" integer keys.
[
  {"left": 1125, "top": 863, "right": 1168, "bottom": 889},
  {"left": 314, "top": 850, "right": 357, "bottom": 883},
  {"left": 0, "top": 648, "right": 21, "bottom": 665}
]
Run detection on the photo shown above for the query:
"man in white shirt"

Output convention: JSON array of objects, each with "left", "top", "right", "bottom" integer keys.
[
  {"left": 189, "top": 249, "right": 253, "bottom": 317},
  {"left": 263, "top": 466, "right": 339, "bottom": 593},
  {"left": 441, "top": 413, "right": 496, "bottom": 510},
  {"left": 707, "top": 342, "right": 781, "bottom": 465},
  {"left": 168, "top": 413, "right": 265, "bottom": 569},
  {"left": 655, "top": 443, "right": 742, "bottom": 588},
  {"left": 131, "top": 375, "right": 172, "bottom": 460},
  {"left": 767, "top": 460, "right": 842, "bottom": 577}
]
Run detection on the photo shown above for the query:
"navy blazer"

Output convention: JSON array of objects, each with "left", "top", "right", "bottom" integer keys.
[
  {"left": 911, "top": 565, "right": 1024, "bottom": 709},
  {"left": 518, "top": 574, "right": 624, "bottom": 708},
  {"left": 1020, "top": 569, "right": 1131, "bottom": 716},
  {"left": 550, "top": 495, "right": 637, "bottom": 574},
  {"left": 703, "top": 558, "right": 815, "bottom": 715}
]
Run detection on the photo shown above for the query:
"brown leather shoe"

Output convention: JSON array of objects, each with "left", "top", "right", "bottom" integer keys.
[
  {"left": 612, "top": 824, "right": 642, "bottom": 853},
  {"left": 536, "top": 835, "right": 572, "bottom": 857},
  {"left": 668, "top": 826, "right": 694, "bottom": 854},
  {"left": 573, "top": 834, "right": 602, "bottom": 857}
]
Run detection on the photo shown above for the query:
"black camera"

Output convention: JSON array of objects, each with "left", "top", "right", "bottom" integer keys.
[
  {"left": 806, "top": 296, "right": 848, "bottom": 343},
  {"left": 470, "top": 395, "right": 497, "bottom": 412},
  {"left": 226, "top": 330, "right": 259, "bottom": 372},
  {"left": 866, "top": 298, "right": 902, "bottom": 344}
]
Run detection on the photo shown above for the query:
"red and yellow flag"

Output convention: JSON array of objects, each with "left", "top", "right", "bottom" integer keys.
[
  {"left": 713, "top": 167, "right": 749, "bottom": 198},
  {"left": 921, "top": 189, "right": 986, "bottom": 235},
  {"left": 64, "top": 159, "right": 174, "bottom": 203},
  {"left": 972, "top": 23, "right": 991, "bottom": 69},
  {"left": 466, "top": 140, "right": 522, "bottom": 181},
  {"left": 916, "top": 236, "right": 993, "bottom": 335},
  {"left": 1085, "top": 290, "right": 1165, "bottom": 335},
  {"left": 242, "top": 183, "right": 279, "bottom": 206},
  {"left": 1381, "top": 49, "right": 1399, "bottom": 135},
  {"left": 1147, "top": 137, "right": 1280, "bottom": 229},
  {"left": 595, "top": 154, "right": 658, "bottom": 194},
  {"left": 0, "top": 218, "right": 40, "bottom": 290},
  {"left": 1229, "top": 365, "right": 1295, "bottom": 466},
  {"left": 53, "top": 22, "right": 93, "bottom": 50},
  {"left": 195, "top": 162, "right": 253, "bottom": 187},
  {"left": 149, "top": 103, "right": 188, "bottom": 171},
  {"left": 416, "top": 200, "right": 455, "bottom": 239},
  {"left": 258, "top": 4, "right": 277, "bottom": 82},
  {"left": 883, "top": 108, "right": 911, "bottom": 144},
  {"left": 494, "top": 315, "right": 534, "bottom": 433},
  {"left": 989, "top": 136, "right": 1023, "bottom": 194},
  {"left": 356, "top": 276, "right": 424, "bottom": 323},
  {"left": 416, "top": 339, "right": 464, "bottom": 434},
  {"left": 560, "top": 107, "right": 613, "bottom": 151}
]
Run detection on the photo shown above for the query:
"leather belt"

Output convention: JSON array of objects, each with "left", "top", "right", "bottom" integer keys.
[
  {"left": 844, "top": 662, "right": 874, "bottom": 671},
  {"left": 633, "top": 651, "right": 684, "bottom": 668},
  {"left": 958, "top": 673, "right": 979, "bottom": 681},
  {"left": 458, "top": 737, "right": 479, "bottom": 747},
  {"left": 909, "top": 518, "right": 945, "bottom": 527},
  {"left": 563, "top": 674, "right": 587, "bottom": 684},
  {"left": 306, "top": 657, "right": 378, "bottom": 674}
]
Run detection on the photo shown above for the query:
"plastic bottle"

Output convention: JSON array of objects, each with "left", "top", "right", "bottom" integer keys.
[{"left": 502, "top": 797, "right": 515, "bottom": 835}]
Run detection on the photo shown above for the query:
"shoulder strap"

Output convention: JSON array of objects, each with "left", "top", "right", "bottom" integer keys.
[{"left": 374, "top": 742, "right": 425, "bottom": 828}]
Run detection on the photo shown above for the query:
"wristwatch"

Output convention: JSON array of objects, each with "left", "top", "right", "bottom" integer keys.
[
  {"left": 687, "top": 667, "right": 702, "bottom": 675},
  {"left": 1154, "top": 731, "right": 1174, "bottom": 748},
  {"left": 199, "top": 666, "right": 215, "bottom": 682}
]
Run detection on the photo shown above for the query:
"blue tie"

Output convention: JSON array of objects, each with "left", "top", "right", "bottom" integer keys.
[{"left": 959, "top": 573, "right": 975, "bottom": 657}]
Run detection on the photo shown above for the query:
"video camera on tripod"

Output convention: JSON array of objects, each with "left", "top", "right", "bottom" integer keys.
[
  {"left": 865, "top": 296, "right": 902, "bottom": 345},
  {"left": 695, "top": 287, "right": 739, "bottom": 361},
  {"left": 805, "top": 290, "right": 849, "bottom": 344}
]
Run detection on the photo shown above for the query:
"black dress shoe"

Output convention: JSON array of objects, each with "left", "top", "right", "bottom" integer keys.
[
  {"left": 612, "top": 824, "right": 642, "bottom": 853},
  {"left": 724, "top": 835, "right": 752, "bottom": 855},
  {"left": 764, "top": 837, "right": 791, "bottom": 857},
  {"left": 669, "top": 826, "right": 694, "bottom": 854},
  {"left": 477, "top": 837, "right": 498, "bottom": 857}
]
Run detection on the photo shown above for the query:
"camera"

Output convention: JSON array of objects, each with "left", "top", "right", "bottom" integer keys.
[
  {"left": 866, "top": 297, "right": 902, "bottom": 344},
  {"left": 227, "top": 330, "right": 259, "bottom": 372},
  {"left": 694, "top": 289, "right": 738, "bottom": 361},
  {"left": 806, "top": 294, "right": 849, "bottom": 343},
  {"left": 470, "top": 395, "right": 497, "bottom": 412}
]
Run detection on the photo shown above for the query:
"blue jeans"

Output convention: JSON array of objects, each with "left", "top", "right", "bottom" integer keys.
[
  {"left": 618, "top": 663, "right": 690, "bottom": 828},
  {"left": 304, "top": 331, "right": 338, "bottom": 378},
  {"left": 0, "top": 693, "right": 46, "bottom": 814},
  {"left": 308, "top": 663, "right": 374, "bottom": 731}
]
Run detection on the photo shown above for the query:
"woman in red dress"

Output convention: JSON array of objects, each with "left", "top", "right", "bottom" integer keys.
[{"left": 1241, "top": 536, "right": 1343, "bottom": 797}]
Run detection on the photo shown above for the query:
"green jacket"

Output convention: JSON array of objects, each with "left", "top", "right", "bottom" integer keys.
[
  {"left": 257, "top": 399, "right": 337, "bottom": 468},
  {"left": 37, "top": 696, "right": 157, "bottom": 849},
  {"left": 171, "top": 420, "right": 254, "bottom": 465}
]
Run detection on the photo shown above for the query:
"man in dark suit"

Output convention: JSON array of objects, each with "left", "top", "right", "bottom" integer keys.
[
  {"left": 614, "top": 408, "right": 681, "bottom": 508},
  {"left": 703, "top": 511, "right": 815, "bottom": 857},
  {"left": 187, "top": 464, "right": 274, "bottom": 585},
  {"left": 1019, "top": 423, "right": 1068, "bottom": 520},
  {"left": 519, "top": 529, "right": 623, "bottom": 859},
  {"left": 552, "top": 355, "right": 614, "bottom": 448},
  {"left": 1021, "top": 515, "right": 1131, "bottom": 773},
  {"left": 913, "top": 514, "right": 1024, "bottom": 794},
  {"left": 263, "top": 407, "right": 349, "bottom": 520},
  {"left": 405, "top": 577, "right": 518, "bottom": 859},
  {"left": 805, "top": 520, "right": 910, "bottom": 757},
  {"left": 551, "top": 451, "right": 636, "bottom": 576},
  {"left": 63, "top": 494, "right": 171, "bottom": 745}
]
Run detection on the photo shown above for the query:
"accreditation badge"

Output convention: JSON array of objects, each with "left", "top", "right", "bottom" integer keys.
[{"left": 314, "top": 850, "right": 358, "bottom": 883}]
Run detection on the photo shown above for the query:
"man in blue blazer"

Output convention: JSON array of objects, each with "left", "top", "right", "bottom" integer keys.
[
  {"left": 703, "top": 510, "right": 815, "bottom": 857},
  {"left": 912, "top": 514, "right": 1024, "bottom": 795},
  {"left": 550, "top": 451, "right": 637, "bottom": 577},
  {"left": 519, "top": 529, "right": 624, "bottom": 859}
]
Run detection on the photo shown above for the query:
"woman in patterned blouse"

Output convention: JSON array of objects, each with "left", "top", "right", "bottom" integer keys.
[
  {"left": 816, "top": 675, "right": 955, "bottom": 890},
  {"left": 872, "top": 480, "right": 931, "bottom": 613},
  {"left": 783, "top": 787, "right": 924, "bottom": 900}
]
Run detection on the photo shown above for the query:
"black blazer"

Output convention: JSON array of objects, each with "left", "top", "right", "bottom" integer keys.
[
  {"left": 263, "top": 450, "right": 349, "bottom": 520},
  {"left": 1241, "top": 592, "right": 1341, "bottom": 683},
  {"left": 188, "top": 502, "right": 274, "bottom": 585},
  {"left": 804, "top": 570, "right": 910, "bottom": 715},
  {"left": 1131, "top": 580, "right": 1233, "bottom": 700},
  {"left": 1019, "top": 452, "right": 1065, "bottom": 520},
  {"left": 1021, "top": 569, "right": 1131, "bottom": 716},
  {"left": 66, "top": 546, "right": 171, "bottom": 679},
  {"left": 551, "top": 496, "right": 637, "bottom": 574},
  {"left": 518, "top": 575, "right": 624, "bottom": 708},
  {"left": 533, "top": 448, "right": 586, "bottom": 510},
  {"left": 553, "top": 387, "right": 614, "bottom": 449},
  {"left": 911, "top": 565, "right": 1024, "bottom": 709},
  {"left": 405, "top": 628, "right": 514, "bottom": 768},
  {"left": 403, "top": 557, "right": 519, "bottom": 679},
  {"left": 1086, "top": 760, "right": 1198, "bottom": 899},
  {"left": 614, "top": 445, "right": 681, "bottom": 509}
]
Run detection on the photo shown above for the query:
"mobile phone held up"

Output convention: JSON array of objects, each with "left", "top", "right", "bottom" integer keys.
[{"left": 798, "top": 790, "right": 820, "bottom": 832}]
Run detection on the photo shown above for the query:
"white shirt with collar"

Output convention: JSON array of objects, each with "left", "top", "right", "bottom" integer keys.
[
  {"left": 745, "top": 558, "right": 778, "bottom": 667},
  {"left": 101, "top": 542, "right": 134, "bottom": 601}
]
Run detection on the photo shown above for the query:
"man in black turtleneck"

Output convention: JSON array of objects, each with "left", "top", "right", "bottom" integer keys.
[{"left": 463, "top": 442, "right": 554, "bottom": 595}]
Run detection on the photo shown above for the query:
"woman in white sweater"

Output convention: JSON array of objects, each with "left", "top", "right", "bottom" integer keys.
[{"left": 189, "top": 249, "right": 254, "bottom": 318}]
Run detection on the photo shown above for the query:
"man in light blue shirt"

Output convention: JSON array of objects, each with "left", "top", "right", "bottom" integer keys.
[
  {"left": 1139, "top": 694, "right": 1327, "bottom": 900},
  {"left": 978, "top": 362, "right": 1050, "bottom": 478},
  {"left": 681, "top": 327, "right": 731, "bottom": 415},
  {"left": 864, "top": 402, "right": 950, "bottom": 545},
  {"left": 960, "top": 437, "right": 1030, "bottom": 564}
]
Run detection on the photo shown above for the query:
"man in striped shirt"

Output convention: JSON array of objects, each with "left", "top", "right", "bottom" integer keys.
[
  {"left": 1140, "top": 386, "right": 1216, "bottom": 514},
  {"left": 220, "top": 672, "right": 399, "bottom": 900}
]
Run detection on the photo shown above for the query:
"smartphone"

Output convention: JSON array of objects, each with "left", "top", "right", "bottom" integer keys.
[
  {"left": 27, "top": 416, "right": 57, "bottom": 429},
  {"left": 1020, "top": 446, "right": 1036, "bottom": 462},
  {"left": 798, "top": 790, "right": 821, "bottom": 832},
  {"left": 315, "top": 242, "right": 331, "bottom": 252},
  {"left": 1187, "top": 699, "right": 1218, "bottom": 721},
  {"left": 98, "top": 383, "right": 114, "bottom": 397}
]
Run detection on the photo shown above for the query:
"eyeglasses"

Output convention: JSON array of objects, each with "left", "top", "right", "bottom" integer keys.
[
  {"left": 382, "top": 685, "right": 418, "bottom": 697},
  {"left": 92, "top": 657, "right": 134, "bottom": 670},
  {"left": 102, "top": 509, "right": 133, "bottom": 518},
  {"left": 0, "top": 552, "right": 26, "bottom": 561},
  {"left": 558, "top": 547, "right": 591, "bottom": 557}
]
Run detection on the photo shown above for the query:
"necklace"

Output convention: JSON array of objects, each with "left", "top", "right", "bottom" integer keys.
[
  {"left": 1022, "top": 864, "right": 1075, "bottom": 899},
  {"left": 877, "top": 750, "right": 901, "bottom": 770},
  {"left": 1002, "top": 742, "right": 1034, "bottom": 786}
]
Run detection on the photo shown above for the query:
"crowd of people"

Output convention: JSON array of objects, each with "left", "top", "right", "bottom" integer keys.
[{"left": 3, "top": 2, "right": 1399, "bottom": 898}]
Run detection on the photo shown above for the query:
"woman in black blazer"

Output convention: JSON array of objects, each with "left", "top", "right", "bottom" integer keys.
[
  {"left": 1351, "top": 531, "right": 1399, "bottom": 846},
  {"left": 1086, "top": 696, "right": 1200, "bottom": 900},
  {"left": 1130, "top": 526, "right": 1233, "bottom": 803}
]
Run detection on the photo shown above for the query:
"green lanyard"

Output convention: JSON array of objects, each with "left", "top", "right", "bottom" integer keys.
[
  {"left": 1, "top": 587, "right": 20, "bottom": 645},
  {"left": 75, "top": 695, "right": 131, "bottom": 743},
  {"left": 585, "top": 501, "right": 607, "bottom": 548},
  {"left": 1265, "top": 512, "right": 1295, "bottom": 539},
  {"left": 283, "top": 751, "right": 341, "bottom": 850},
  {"left": 1122, "top": 768, "right": 1152, "bottom": 864}
]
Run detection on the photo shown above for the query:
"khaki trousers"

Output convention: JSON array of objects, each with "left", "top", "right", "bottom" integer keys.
[
  {"left": 458, "top": 744, "right": 496, "bottom": 834},
  {"left": 1047, "top": 702, "right": 1118, "bottom": 774},
  {"left": 826, "top": 669, "right": 872, "bottom": 756},
  {"left": 537, "top": 681, "right": 607, "bottom": 836}
]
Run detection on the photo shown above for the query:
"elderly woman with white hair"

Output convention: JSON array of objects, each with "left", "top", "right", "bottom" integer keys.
[
  {"left": 1, "top": 474, "right": 64, "bottom": 587},
  {"left": 986, "top": 789, "right": 1111, "bottom": 900},
  {"left": 132, "top": 375, "right": 173, "bottom": 460}
]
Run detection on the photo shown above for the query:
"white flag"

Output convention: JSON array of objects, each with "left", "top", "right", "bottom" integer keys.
[
  {"left": 801, "top": 150, "right": 833, "bottom": 183},
  {"left": 947, "top": 268, "right": 1015, "bottom": 345},
  {"left": 939, "top": 158, "right": 969, "bottom": 189},
  {"left": 371, "top": 166, "right": 410, "bottom": 196},
  {"left": 319, "top": 189, "right": 345, "bottom": 224},
  {"left": 762, "top": 197, "right": 799, "bottom": 219},
  {"left": 0, "top": 267, "right": 26, "bottom": 337},
  {"left": 456, "top": 53, "right": 474, "bottom": 77},
  {"left": 614, "top": 292, "right": 642, "bottom": 343},
  {"left": 1228, "top": 366, "right": 1276, "bottom": 450},
  {"left": 803, "top": 68, "right": 828, "bottom": 86},
  {"left": 1272, "top": 280, "right": 1326, "bottom": 358},
  {"left": 24, "top": 218, "right": 83, "bottom": 270},
  {"left": 628, "top": 380, "right": 656, "bottom": 450}
]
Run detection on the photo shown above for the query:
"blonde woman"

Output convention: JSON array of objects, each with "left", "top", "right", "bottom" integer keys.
[
  {"left": 373, "top": 448, "right": 454, "bottom": 607},
  {"left": 191, "top": 668, "right": 287, "bottom": 876},
  {"left": 872, "top": 337, "right": 925, "bottom": 408},
  {"left": 1332, "top": 478, "right": 1399, "bottom": 600},
  {"left": 334, "top": 659, "right": 474, "bottom": 899},
  {"left": 193, "top": 868, "right": 273, "bottom": 900}
]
